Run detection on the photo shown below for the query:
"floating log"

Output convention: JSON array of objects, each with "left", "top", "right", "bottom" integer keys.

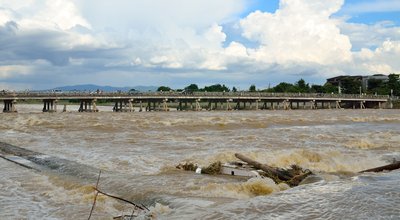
[
  {"left": 234, "top": 153, "right": 293, "bottom": 181},
  {"left": 234, "top": 153, "right": 312, "bottom": 187},
  {"left": 359, "top": 161, "right": 400, "bottom": 173}
]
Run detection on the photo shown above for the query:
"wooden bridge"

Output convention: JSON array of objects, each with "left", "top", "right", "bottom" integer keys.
[{"left": 0, "top": 91, "right": 390, "bottom": 113}]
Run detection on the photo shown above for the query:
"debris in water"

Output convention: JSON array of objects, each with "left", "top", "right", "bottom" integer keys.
[
  {"left": 359, "top": 161, "right": 400, "bottom": 173},
  {"left": 177, "top": 153, "right": 313, "bottom": 187}
]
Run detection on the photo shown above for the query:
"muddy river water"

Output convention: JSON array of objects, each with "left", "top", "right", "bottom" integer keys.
[{"left": 0, "top": 106, "right": 399, "bottom": 219}]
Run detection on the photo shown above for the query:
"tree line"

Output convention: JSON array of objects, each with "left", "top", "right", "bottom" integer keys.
[{"left": 154, "top": 74, "right": 400, "bottom": 96}]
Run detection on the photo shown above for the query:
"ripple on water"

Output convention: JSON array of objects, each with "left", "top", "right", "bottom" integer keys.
[{"left": 1, "top": 108, "right": 400, "bottom": 219}]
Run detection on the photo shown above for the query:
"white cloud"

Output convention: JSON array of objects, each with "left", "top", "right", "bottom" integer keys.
[
  {"left": 239, "top": 0, "right": 352, "bottom": 65},
  {"left": 354, "top": 40, "right": 400, "bottom": 73},
  {"left": 339, "top": 21, "right": 400, "bottom": 50},
  {"left": 0, "top": 65, "right": 32, "bottom": 78},
  {"left": 1, "top": 0, "right": 400, "bottom": 89},
  {"left": 1, "top": 0, "right": 90, "bottom": 31}
]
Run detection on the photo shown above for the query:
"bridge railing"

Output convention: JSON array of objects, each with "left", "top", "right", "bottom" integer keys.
[{"left": 0, "top": 91, "right": 390, "bottom": 100}]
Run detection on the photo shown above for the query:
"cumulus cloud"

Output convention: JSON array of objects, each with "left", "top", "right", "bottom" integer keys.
[
  {"left": 339, "top": 21, "right": 400, "bottom": 50},
  {"left": 354, "top": 40, "right": 400, "bottom": 73},
  {"left": 238, "top": 0, "right": 352, "bottom": 65},
  {"left": 0, "top": 0, "right": 400, "bottom": 90}
]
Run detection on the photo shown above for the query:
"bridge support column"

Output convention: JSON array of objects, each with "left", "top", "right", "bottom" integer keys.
[
  {"left": 360, "top": 101, "right": 365, "bottom": 109},
  {"left": 310, "top": 100, "right": 316, "bottom": 110},
  {"left": 195, "top": 99, "right": 202, "bottom": 111},
  {"left": 255, "top": 100, "right": 260, "bottom": 110},
  {"left": 114, "top": 99, "right": 134, "bottom": 112},
  {"left": 79, "top": 99, "right": 98, "bottom": 112},
  {"left": 3, "top": 100, "right": 17, "bottom": 113},
  {"left": 146, "top": 101, "right": 150, "bottom": 111},
  {"left": 336, "top": 101, "right": 341, "bottom": 109},
  {"left": 139, "top": 101, "right": 143, "bottom": 112},
  {"left": 43, "top": 99, "right": 57, "bottom": 112},
  {"left": 226, "top": 100, "right": 232, "bottom": 111},
  {"left": 177, "top": 102, "right": 182, "bottom": 111},
  {"left": 129, "top": 99, "right": 134, "bottom": 112},
  {"left": 234, "top": 102, "right": 240, "bottom": 110},
  {"left": 162, "top": 99, "right": 169, "bottom": 111},
  {"left": 283, "top": 100, "right": 290, "bottom": 110},
  {"left": 262, "top": 102, "right": 267, "bottom": 110}
]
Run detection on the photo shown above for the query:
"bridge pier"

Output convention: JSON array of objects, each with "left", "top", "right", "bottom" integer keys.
[
  {"left": 146, "top": 101, "right": 155, "bottom": 111},
  {"left": 336, "top": 101, "right": 342, "bottom": 109},
  {"left": 78, "top": 99, "right": 98, "bottom": 112},
  {"left": 360, "top": 101, "right": 365, "bottom": 109},
  {"left": 113, "top": 99, "right": 134, "bottom": 112},
  {"left": 3, "top": 100, "right": 17, "bottom": 113},
  {"left": 139, "top": 101, "right": 143, "bottom": 112},
  {"left": 310, "top": 100, "right": 316, "bottom": 109},
  {"left": 177, "top": 102, "right": 182, "bottom": 111},
  {"left": 226, "top": 100, "right": 232, "bottom": 111},
  {"left": 283, "top": 100, "right": 290, "bottom": 110},
  {"left": 162, "top": 99, "right": 169, "bottom": 111},
  {"left": 43, "top": 99, "right": 57, "bottom": 112},
  {"left": 195, "top": 99, "right": 202, "bottom": 111}
]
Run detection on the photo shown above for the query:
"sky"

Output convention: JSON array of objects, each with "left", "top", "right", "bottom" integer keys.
[{"left": 1, "top": 0, "right": 400, "bottom": 90}]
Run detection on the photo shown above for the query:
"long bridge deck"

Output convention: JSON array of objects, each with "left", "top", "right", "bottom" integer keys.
[{"left": 0, "top": 92, "right": 390, "bottom": 113}]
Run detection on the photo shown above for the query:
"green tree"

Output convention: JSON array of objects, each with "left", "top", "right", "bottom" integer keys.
[
  {"left": 367, "top": 78, "right": 385, "bottom": 95},
  {"left": 322, "top": 83, "right": 338, "bottom": 94},
  {"left": 249, "top": 84, "right": 256, "bottom": 92},
  {"left": 157, "top": 86, "right": 172, "bottom": 92},
  {"left": 295, "top": 79, "right": 310, "bottom": 93},
  {"left": 388, "top": 74, "right": 400, "bottom": 96},
  {"left": 310, "top": 85, "right": 323, "bottom": 93},
  {"left": 272, "top": 82, "right": 295, "bottom": 93},
  {"left": 232, "top": 87, "right": 238, "bottom": 92},
  {"left": 203, "top": 84, "right": 230, "bottom": 92},
  {"left": 184, "top": 84, "right": 199, "bottom": 92},
  {"left": 341, "top": 77, "right": 361, "bottom": 94}
]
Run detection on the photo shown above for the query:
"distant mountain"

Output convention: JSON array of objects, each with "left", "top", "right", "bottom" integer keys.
[{"left": 49, "top": 84, "right": 157, "bottom": 92}]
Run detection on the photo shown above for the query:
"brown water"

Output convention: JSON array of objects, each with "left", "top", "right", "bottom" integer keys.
[{"left": 1, "top": 106, "right": 400, "bottom": 219}]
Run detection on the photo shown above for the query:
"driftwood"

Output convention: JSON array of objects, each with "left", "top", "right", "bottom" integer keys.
[
  {"left": 234, "top": 153, "right": 312, "bottom": 187},
  {"left": 359, "top": 161, "right": 400, "bottom": 173},
  {"left": 234, "top": 153, "right": 293, "bottom": 181}
]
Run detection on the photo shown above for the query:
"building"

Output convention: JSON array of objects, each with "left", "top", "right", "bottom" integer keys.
[{"left": 327, "top": 74, "right": 389, "bottom": 93}]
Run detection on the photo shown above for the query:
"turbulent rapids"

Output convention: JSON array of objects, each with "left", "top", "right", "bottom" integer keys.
[{"left": 0, "top": 107, "right": 400, "bottom": 219}]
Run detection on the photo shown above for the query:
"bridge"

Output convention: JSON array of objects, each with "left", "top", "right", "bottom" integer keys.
[{"left": 0, "top": 91, "right": 390, "bottom": 113}]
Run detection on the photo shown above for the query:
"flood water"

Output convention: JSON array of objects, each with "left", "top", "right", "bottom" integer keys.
[{"left": 0, "top": 105, "right": 400, "bottom": 219}]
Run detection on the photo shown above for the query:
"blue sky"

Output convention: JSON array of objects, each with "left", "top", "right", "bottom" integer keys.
[
  {"left": 0, "top": 0, "right": 400, "bottom": 90},
  {"left": 247, "top": 0, "right": 400, "bottom": 24}
]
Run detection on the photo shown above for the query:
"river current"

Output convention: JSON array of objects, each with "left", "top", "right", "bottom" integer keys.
[{"left": 0, "top": 105, "right": 399, "bottom": 219}]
